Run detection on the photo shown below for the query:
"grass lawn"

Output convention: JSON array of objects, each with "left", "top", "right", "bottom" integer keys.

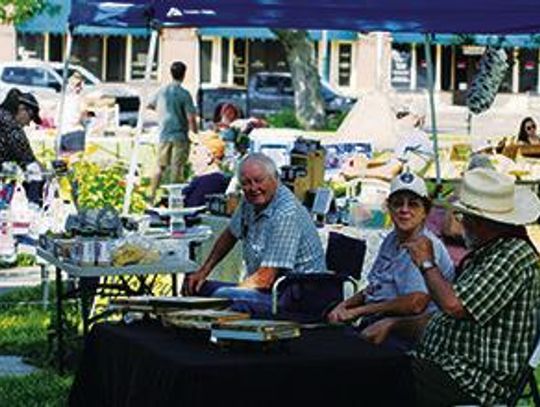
[{"left": 0, "top": 285, "right": 76, "bottom": 407}]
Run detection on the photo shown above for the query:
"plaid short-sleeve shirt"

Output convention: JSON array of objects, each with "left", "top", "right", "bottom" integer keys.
[
  {"left": 416, "top": 238, "right": 540, "bottom": 405},
  {"left": 229, "top": 184, "right": 325, "bottom": 276}
]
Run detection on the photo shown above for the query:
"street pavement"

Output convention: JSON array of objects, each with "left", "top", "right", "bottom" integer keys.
[{"left": 0, "top": 266, "right": 43, "bottom": 296}]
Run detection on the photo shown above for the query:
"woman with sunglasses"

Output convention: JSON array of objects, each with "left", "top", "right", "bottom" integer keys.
[
  {"left": 517, "top": 117, "right": 540, "bottom": 144},
  {"left": 327, "top": 172, "right": 455, "bottom": 350}
]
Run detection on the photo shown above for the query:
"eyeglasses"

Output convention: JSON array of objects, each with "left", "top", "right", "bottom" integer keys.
[
  {"left": 388, "top": 196, "right": 424, "bottom": 211},
  {"left": 240, "top": 174, "right": 271, "bottom": 189},
  {"left": 453, "top": 212, "right": 475, "bottom": 223},
  {"left": 526, "top": 124, "right": 537, "bottom": 131}
]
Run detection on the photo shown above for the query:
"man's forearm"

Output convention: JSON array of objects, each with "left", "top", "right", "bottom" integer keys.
[
  {"left": 343, "top": 291, "right": 366, "bottom": 308},
  {"left": 422, "top": 267, "right": 468, "bottom": 319},
  {"left": 200, "top": 227, "right": 237, "bottom": 276},
  {"left": 189, "top": 114, "right": 199, "bottom": 134},
  {"left": 351, "top": 292, "right": 430, "bottom": 318},
  {"left": 386, "top": 313, "right": 432, "bottom": 342}
]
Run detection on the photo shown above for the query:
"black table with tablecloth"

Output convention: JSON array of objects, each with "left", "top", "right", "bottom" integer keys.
[{"left": 69, "top": 321, "right": 414, "bottom": 407}]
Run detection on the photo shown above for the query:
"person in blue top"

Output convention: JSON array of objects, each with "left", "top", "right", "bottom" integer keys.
[
  {"left": 182, "top": 134, "right": 228, "bottom": 208},
  {"left": 183, "top": 153, "right": 326, "bottom": 317},
  {"left": 327, "top": 172, "right": 455, "bottom": 350},
  {"left": 148, "top": 61, "right": 198, "bottom": 203}
]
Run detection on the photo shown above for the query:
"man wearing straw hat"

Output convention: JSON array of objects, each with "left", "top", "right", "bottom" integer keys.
[{"left": 366, "top": 168, "right": 540, "bottom": 405}]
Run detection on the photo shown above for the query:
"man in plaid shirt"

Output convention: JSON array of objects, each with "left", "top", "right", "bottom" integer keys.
[
  {"left": 364, "top": 168, "right": 540, "bottom": 406},
  {"left": 184, "top": 153, "right": 325, "bottom": 316}
]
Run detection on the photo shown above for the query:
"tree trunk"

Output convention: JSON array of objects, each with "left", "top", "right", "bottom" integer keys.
[{"left": 272, "top": 29, "right": 326, "bottom": 130}]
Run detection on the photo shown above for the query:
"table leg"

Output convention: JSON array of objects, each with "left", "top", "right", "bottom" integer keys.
[
  {"left": 171, "top": 273, "right": 178, "bottom": 296},
  {"left": 80, "top": 282, "right": 90, "bottom": 337},
  {"left": 41, "top": 264, "right": 49, "bottom": 310},
  {"left": 55, "top": 266, "right": 64, "bottom": 374}
]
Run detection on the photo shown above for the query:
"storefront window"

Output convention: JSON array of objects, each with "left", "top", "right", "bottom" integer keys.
[
  {"left": 391, "top": 43, "right": 412, "bottom": 90},
  {"left": 131, "top": 36, "right": 159, "bottom": 80},
  {"left": 337, "top": 42, "right": 352, "bottom": 87},
  {"left": 249, "top": 39, "right": 288, "bottom": 76},
  {"left": 16, "top": 33, "right": 44, "bottom": 60},
  {"left": 49, "top": 34, "right": 63, "bottom": 62},
  {"left": 233, "top": 39, "right": 247, "bottom": 86},
  {"left": 72, "top": 35, "right": 103, "bottom": 78},
  {"left": 519, "top": 48, "right": 538, "bottom": 93},
  {"left": 106, "top": 37, "right": 126, "bottom": 81},
  {"left": 441, "top": 46, "right": 452, "bottom": 91},
  {"left": 200, "top": 39, "right": 212, "bottom": 84},
  {"left": 221, "top": 38, "right": 230, "bottom": 84},
  {"left": 415, "top": 44, "right": 435, "bottom": 89},
  {"left": 454, "top": 46, "right": 513, "bottom": 94}
]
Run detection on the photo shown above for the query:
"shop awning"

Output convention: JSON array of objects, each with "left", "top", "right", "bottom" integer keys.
[
  {"left": 393, "top": 33, "right": 540, "bottom": 48},
  {"left": 17, "top": 0, "right": 149, "bottom": 37},
  {"left": 199, "top": 27, "right": 357, "bottom": 41}
]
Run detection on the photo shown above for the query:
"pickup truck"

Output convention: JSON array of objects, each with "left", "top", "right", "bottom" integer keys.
[{"left": 197, "top": 71, "right": 356, "bottom": 123}]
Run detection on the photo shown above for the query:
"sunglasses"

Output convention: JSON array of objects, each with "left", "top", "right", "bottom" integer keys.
[{"left": 526, "top": 124, "right": 536, "bottom": 131}]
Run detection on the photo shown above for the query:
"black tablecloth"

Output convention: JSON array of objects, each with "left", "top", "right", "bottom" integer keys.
[{"left": 69, "top": 321, "right": 414, "bottom": 407}]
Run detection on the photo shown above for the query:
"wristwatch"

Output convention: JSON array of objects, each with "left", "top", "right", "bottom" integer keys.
[{"left": 419, "top": 259, "right": 437, "bottom": 273}]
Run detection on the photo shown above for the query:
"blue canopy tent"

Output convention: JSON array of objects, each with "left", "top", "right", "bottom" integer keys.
[{"left": 66, "top": 0, "right": 540, "bottom": 213}]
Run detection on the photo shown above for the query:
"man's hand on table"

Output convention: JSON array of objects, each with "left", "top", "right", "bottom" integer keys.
[
  {"left": 182, "top": 269, "right": 207, "bottom": 295},
  {"left": 359, "top": 318, "right": 395, "bottom": 345},
  {"left": 327, "top": 303, "right": 361, "bottom": 324}
]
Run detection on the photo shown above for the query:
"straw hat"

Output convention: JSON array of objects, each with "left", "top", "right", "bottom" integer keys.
[{"left": 452, "top": 168, "right": 540, "bottom": 225}]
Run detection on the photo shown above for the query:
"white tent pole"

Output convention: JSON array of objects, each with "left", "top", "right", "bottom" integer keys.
[
  {"left": 423, "top": 33, "right": 441, "bottom": 189},
  {"left": 122, "top": 28, "right": 159, "bottom": 216},
  {"left": 55, "top": 25, "right": 73, "bottom": 157}
]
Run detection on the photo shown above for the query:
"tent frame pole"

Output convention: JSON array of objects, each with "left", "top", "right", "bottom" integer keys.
[
  {"left": 55, "top": 25, "right": 73, "bottom": 157},
  {"left": 424, "top": 33, "right": 441, "bottom": 190},
  {"left": 122, "top": 28, "right": 159, "bottom": 215}
]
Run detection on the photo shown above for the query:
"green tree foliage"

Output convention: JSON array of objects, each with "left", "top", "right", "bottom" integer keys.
[{"left": 0, "top": 0, "right": 53, "bottom": 24}]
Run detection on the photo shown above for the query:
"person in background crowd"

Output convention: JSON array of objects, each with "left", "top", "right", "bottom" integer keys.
[
  {"left": 370, "top": 168, "right": 540, "bottom": 406},
  {"left": 183, "top": 133, "right": 228, "bottom": 208},
  {"left": 59, "top": 72, "right": 88, "bottom": 154},
  {"left": 327, "top": 172, "right": 454, "bottom": 351},
  {"left": 517, "top": 116, "right": 540, "bottom": 145},
  {"left": 183, "top": 153, "right": 326, "bottom": 317},
  {"left": 0, "top": 89, "right": 44, "bottom": 205},
  {"left": 148, "top": 61, "right": 198, "bottom": 203},
  {"left": 0, "top": 88, "right": 41, "bottom": 170}
]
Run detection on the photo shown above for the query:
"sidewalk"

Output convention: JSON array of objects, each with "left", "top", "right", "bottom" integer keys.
[
  {"left": 0, "top": 266, "right": 42, "bottom": 295},
  {"left": 0, "top": 356, "right": 37, "bottom": 378}
]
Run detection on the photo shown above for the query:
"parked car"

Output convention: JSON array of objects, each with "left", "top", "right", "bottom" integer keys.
[
  {"left": 0, "top": 60, "right": 140, "bottom": 126},
  {"left": 197, "top": 71, "right": 356, "bottom": 124}
]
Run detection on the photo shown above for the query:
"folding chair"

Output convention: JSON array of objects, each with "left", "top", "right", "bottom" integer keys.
[
  {"left": 271, "top": 232, "right": 366, "bottom": 323},
  {"left": 508, "top": 335, "right": 540, "bottom": 407}
]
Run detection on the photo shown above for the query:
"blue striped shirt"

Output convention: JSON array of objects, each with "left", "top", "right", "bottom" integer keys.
[{"left": 229, "top": 184, "right": 326, "bottom": 276}]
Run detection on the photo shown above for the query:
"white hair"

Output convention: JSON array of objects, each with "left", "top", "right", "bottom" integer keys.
[{"left": 237, "top": 153, "right": 279, "bottom": 180}]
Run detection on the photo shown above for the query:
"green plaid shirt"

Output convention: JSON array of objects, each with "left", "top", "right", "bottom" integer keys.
[{"left": 416, "top": 237, "right": 540, "bottom": 405}]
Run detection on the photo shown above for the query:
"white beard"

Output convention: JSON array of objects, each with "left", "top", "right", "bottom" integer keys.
[{"left": 463, "top": 228, "right": 481, "bottom": 249}]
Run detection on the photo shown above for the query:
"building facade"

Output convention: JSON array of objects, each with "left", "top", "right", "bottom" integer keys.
[{"left": 7, "top": 1, "right": 540, "bottom": 100}]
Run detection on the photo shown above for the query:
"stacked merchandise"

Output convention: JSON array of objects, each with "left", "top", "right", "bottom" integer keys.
[
  {"left": 109, "top": 296, "right": 232, "bottom": 313},
  {"left": 211, "top": 320, "right": 301, "bottom": 343},
  {"left": 161, "top": 309, "right": 249, "bottom": 330}
]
